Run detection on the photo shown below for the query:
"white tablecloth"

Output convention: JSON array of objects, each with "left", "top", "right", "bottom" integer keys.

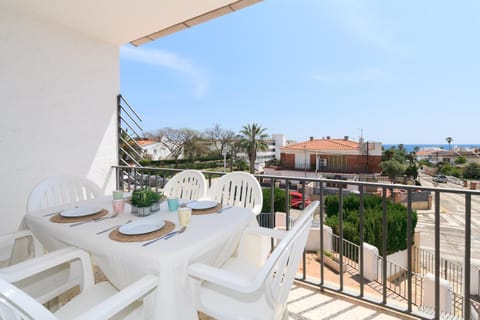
[{"left": 24, "top": 196, "right": 257, "bottom": 319}]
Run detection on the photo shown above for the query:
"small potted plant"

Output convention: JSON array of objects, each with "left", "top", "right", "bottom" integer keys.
[{"left": 130, "top": 188, "right": 163, "bottom": 216}]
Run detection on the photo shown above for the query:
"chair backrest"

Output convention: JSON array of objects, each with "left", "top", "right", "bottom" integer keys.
[
  {"left": 27, "top": 175, "right": 102, "bottom": 212},
  {"left": 0, "top": 278, "right": 58, "bottom": 320},
  {"left": 258, "top": 201, "right": 319, "bottom": 307},
  {"left": 163, "top": 170, "right": 207, "bottom": 200},
  {"left": 207, "top": 172, "right": 263, "bottom": 215}
]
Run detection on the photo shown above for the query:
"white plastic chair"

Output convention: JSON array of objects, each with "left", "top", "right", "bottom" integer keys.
[
  {"left": 0, "top": 247, "right": 158, "bottom": 320},
  {"left": 3, "top": 175, "right": 101, "bottom": 266},
  {"left": 207, "top": 172, "right": 263, "bottom": 215},
  {"left": 163, "top": 170, "right": 207, "bottom": 200},
  {"left": 188, "top": 201, "right": 320, "bottom": 320},
  {"left": 27, "top": 175, "right": 102, "bottom": 212},
  {"left": 0, "top": 175, "right": 103, "bottom": 304}
]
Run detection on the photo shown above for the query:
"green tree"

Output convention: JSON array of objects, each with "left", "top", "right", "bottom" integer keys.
[
  {"left": 445, "top": 137, "right": 453, "bottom": 151},
  {"left": 153, "top": 127, "right": 202, "bottom": 168},
  {"left": 454, "top": 155, "right": 467, "bottom": 164},
  {"left": 324, "top": 194, "right": 417, "bottom": 255},
  {"left": 261, "top": 188, "right": 287, "bottom": 213},
  {"left": 404, "top": 163, "right": 418, "bottom": 179},
  {"left": 463, "top": 163, "right": 480, "bottom": 179},
  {"left": 204, "top": 124, "right": 236, "bottom": 158},
  {"left": 380, "top": 159, "right": 408, "bottom": 182},
  {"left": 182, "top": 130, "right": 208, "bottom": 162},
  {"left": 239, "top": 123, "right": 269, "bottom": 174}
]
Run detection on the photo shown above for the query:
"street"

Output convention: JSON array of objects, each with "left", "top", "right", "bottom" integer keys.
[{"left": 416, "top": 171, "right": 480, "bottom": 261}]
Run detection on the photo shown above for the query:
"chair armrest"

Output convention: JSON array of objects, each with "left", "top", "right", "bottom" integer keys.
[
  {"left": 244, "top": 226, "right": 288, "bottom": 240},
  {"left": 0, "top": 230, "right": 34, "bottom": 243},
  {"left": 72, "top": 275, "right": 158, "bottom": 320},
  {"left": 0, "top": 247, "right": 94, "bottom": 288},
  {"left": 188, "top": 262, "right": 259, "bottom": 294},
  {"left": 0, "top": 230, "right": 43, "bottom": 260}
]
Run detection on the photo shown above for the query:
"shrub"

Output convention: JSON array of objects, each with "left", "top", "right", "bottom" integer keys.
[
  {"left": 455, "top": 156, "right": 467, "bottom": 164},
  {"left": 324, "top": 194, "right": 417, "bottom": 255},
  {"left": 262, "top": 188, "right": 287, "bottom": 213},
  {"left": 463, "top": 163, "right": 480, "bottom": 179}
]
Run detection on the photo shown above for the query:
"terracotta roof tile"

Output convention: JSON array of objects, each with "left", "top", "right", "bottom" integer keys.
[
  {"left": 281, "top": 139, "right": 359, "bottom": 151},
  {"left": 136, "top": 140, "right": 157, "bottom": 146}
]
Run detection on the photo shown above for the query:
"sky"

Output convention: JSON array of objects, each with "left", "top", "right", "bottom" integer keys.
[{"left": 120, "top": 0, "right": 480, "bottom": 145}]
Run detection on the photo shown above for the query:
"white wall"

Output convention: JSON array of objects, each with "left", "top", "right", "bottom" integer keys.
[{"left": 0, "top": 6, "right": 118, "bottom": 233}]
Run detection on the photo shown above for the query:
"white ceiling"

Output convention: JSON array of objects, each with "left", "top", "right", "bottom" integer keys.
[{"left": 1, "top": 0, "right": 261, "bottom": 46}]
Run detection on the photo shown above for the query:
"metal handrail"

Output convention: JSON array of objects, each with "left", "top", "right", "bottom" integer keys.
[
  {"left": 117, "top": 94, "right": 144, "bottom": 166},
  {"left": 113, "top": 165, "right": 480, "bottom": 319}
]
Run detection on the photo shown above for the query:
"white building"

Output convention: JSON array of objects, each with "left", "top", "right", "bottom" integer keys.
[
  {"left": 137, "top": 139, "right": 180, "bottom": 161},
  {"left": 0, "top": 0, "right": 262, "bottom": 233},
  {"left": 237, "top": 134, "right": 287, "bottom": 167}
]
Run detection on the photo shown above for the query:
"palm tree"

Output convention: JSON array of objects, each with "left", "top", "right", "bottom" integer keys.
[
  {"left": 445, "top": 137, "right": 453, "bottom": 151},
  {"left": 239, "top": 123, "right": 269, "bottom": 174}
]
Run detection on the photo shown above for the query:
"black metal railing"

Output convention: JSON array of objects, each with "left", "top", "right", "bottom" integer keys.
[
  {"left": 117, "top": 94, "right": 144, "bottom": 167},
  {"left": 113, "top": 165, "right": 480, "bottom": 320}
]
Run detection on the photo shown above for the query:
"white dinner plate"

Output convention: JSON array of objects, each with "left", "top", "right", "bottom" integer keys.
[
  {"left": 119, "top": 220, "right": 165, "bottom": 235},
  {"left": 187, "top": 200, "right": 218, "bottom": 210},
  {"left": 61, "top": 207, "right": 102, "bottom": 218}
]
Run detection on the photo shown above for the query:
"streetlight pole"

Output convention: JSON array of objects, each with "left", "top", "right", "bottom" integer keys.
[
  {"left": 304, "top": 144, "right": 307, "bottom": 178},
  {"left": 223, "top": 149, "right": 227, "bottom": 172}
]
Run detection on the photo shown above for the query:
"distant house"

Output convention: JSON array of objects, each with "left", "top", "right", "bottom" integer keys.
[
  {"left": 280, "top": 136, "right": 382, "bottom": 174},
  {"left": 415, "top": 148, "right": 450, "bottom": 163},
  {"left": 137, "top": 139, "right": 181, "bottom": 161}
]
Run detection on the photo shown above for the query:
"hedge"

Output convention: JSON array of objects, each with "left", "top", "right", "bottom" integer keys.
[
  {"left": 325, "top": 194, "right": 417, "bottom": 255},
  {"left": 261, "top": 188, "right": 287, "bottom": 213}
]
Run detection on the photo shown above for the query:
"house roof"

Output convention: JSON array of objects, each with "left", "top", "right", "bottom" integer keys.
[
  {"left": 136, "top": 140, "right": 158, "bottom": 146},
  {"left": 281, "top": 138, "right": 359, "bottom": 152}
]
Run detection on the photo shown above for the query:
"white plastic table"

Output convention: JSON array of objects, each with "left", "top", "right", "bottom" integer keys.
[{"left": 24, "top": 196, "right": 257, "bottom": 319}]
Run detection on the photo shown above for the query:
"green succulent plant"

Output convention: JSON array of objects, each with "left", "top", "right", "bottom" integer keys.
[{"left": 131, "top": 188, "right": 162, "bottom": 207}]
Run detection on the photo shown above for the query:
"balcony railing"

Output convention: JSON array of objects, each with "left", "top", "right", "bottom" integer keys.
[{"left": 113, "top": 165, "right": 480, "bottom": 320}]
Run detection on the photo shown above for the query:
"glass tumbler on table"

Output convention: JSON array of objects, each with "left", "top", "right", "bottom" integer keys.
[
  {"left": 167, "top": 197, "right": 179, "bottom": 212},
  {"left": 112, "top": 199, "right": 125, "bottom": 215},
  {"left": 177, "top": 207, "right": 192, "bottom": 227}
]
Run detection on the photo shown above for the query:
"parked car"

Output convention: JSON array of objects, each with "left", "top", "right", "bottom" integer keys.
[
  {"left": 433, "top": 175, "right": 448, "bottom": 183},
  {"left": 290, "top": 191, "right": 311, "bottom": 209}
]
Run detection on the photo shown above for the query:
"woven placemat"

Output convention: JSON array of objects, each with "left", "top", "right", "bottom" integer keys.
[
  {"left": 191, "top": 203, "right": 222, "bottom": 215},
  {"left": 109, "top": 221, "right": 175, "bottom": 242},
  {"left": 50, "top": 209, "right": 108, "bottom": 223}
]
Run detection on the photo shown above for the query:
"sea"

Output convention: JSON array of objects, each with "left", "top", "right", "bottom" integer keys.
[{"left": 383, "top": 144, "right": 480, "bottom": 153}]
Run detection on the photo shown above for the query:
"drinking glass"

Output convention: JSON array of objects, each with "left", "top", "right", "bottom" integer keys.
[
  {"left": 112, "top": 199, "right": 125, "bottom": 215},
  {"left": 167, "top": 197, "right": 179, "bottom": 212},
  {"left": 177, "top": 207, "right": 192, "bottom": 227},
  {"left": 112, "top": 190, "right": 124, "bottom": 200}
]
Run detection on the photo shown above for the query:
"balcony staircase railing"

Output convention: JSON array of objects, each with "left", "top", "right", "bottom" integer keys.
[{"left": 117, "top": 94, "right": 144, "bottom": 167}]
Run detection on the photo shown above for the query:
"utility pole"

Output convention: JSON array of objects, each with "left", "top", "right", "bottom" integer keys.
[{"left": 304, "top": 144, "right": 307, "bottom": 177}]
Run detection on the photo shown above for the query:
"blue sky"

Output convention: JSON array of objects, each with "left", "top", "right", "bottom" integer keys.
[{"left": 120, "top": 0, "right": 480, "bottom": 145}]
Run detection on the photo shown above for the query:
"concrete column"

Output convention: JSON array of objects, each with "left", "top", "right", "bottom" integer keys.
[
  {"left": 305, "top": 225, "right": 332, "bottom": 252},
  {"left": 362, "top": 242, "right": 378, "bottom": 281},
  {"left": 423, "top": 273, "right": 452, "bottom": 314}
]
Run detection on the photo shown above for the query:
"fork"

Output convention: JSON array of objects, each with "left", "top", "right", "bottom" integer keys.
[
  {"left": 217, "top": 205, "right": 232, "bottom": 214},
  {"left": 96, "top": 219, "right": 132, "bottom": 234},
  {"left": 163, "top": 226, "right": 187, "bottom": 240},
  {"left": 70, "top": 213, "right": 118, "bottom": 227},
  {"left": 142, "top": 226, "right": 186, "bottom": 246}
]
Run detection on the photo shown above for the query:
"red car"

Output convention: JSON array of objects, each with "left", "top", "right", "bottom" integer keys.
[{"left": 290, "top": 191, "right": 311, "bottom": 209}]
